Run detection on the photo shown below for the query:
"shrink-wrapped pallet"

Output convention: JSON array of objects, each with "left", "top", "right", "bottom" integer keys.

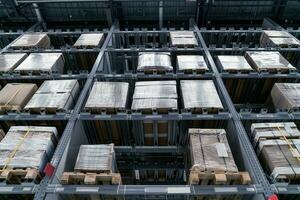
[
  {"left": 84, "top": 82, "right": 129, "bottom": 113},
  {"left": 180, "top": 80, "right": 223, "bottom": 113},
  {"left": 0, "top": 126, "right": 57, "bottom": 172},
  {"left": 74, "top": 144, "right": 116, "bottom": 173},
  {"left": 137, "top": 52, "right": 173, "bottom": 72},
  {"left": 245, "top": 51, "right": 296, "bottom": 72},
  {"left": 260, "top": 30, "right": 300, "bottom": 47},
  {"left": 0, "top": 53, "right": 28, "bottom": 73},
  {"left": 14, "top": 53, "right": 64, "bottom": 74},
  {"left": 216, "top": 55, "right": 253, "bottom": 72},
  {"left": 271, "top": 83, "right": 300, "bottom": 111},
  {"left": 73, "top": 33, "right": 104, "bottom": 48},
  {"left": 170, "top": 31, "right": 198, "bottom": 47},
  {"left": 10, "top": 33, "right": 51, "bottom": 49},
  {"left": 177, "top": 55, "right": 208, "bottom": 73},
  {"left": 0, "top": 83, "right": 37, "bottom": 113}
]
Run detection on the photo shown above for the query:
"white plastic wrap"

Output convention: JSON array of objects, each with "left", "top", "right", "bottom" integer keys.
[
  {"left": 217, "top": 55, "right": 253, "bottom": 72},
  {"left": 170, "top": 31, "right": 198, "bottom": 47},
  {"left": 137, "top": 52, "right": 173, "bottom": 72},
  {"left": 271, "top": 83, "right": 300, "bottom": 110},
  {"left": 73, "top": 33, "right": 104, "bottom": 48},
  {"left": 0, "top": 53, "right": 28, "bottom": 72},
  {"left": 85, "top": 82, "right": 129, "bottom": 110},
  {"left": 10, "top": 33, "right": 51, "bottom": 49},
  {"left": 245, "top": 51, "right": 296, "bottom": 72},
  {"left": 260, "top": 30, "right": 300, "bottom": 47},
  {"left": 14, "top": 53, "right": 64, "bottom": 74},
  {"left": 177, "top": 55, "right": 208, "bottom": 72}
]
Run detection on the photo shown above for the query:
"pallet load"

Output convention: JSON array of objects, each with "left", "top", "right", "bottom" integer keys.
[
  {"left": 0, "top": 83, "right": 37, "bottom": 113},
  {"left": 0, "top": 126, "right": 58, "bottom": 183},
  {"left": 170, "top": 31, "right": 198, "bottom": 47},
  {"left": 61, "top": 144, "right": 122, "bottom": 185},
  {"left": 14, "top": 53, "right": 64, "bottom": 75},
  {"left": 216, "top": 55, "right": 253, "bottom": 73},
  {"left": 271, "top": 83, "right": 300, "bottom": 111},
  {"left": 137, "top": 52, "right": 173, "bottom": 73},
  {"left": 188, "top": 129, "right": 251, "bottom": 185},
  {"left": 10, "top": 33, "right": 51, "bottom": 49},
  {"left": 251, "top": 122, "right": 300, "bottom": 182},
  {"left": 0, "top": 53, "right": 28, "bottom": 73},
  {"left": 24, "top": 79, "right": 79, "bottom": 113},
  {"left": 260, "top": 30, "right": 300, "bottom": 48},
  {"left": 181, "top": 80, "right": 223, "bottom": 114},
  {"left": 177, "top": 55, "right": 208, "bottom": 73},
  {"left": 73, "top": 33, "right": 104, "bottom": 48},
  {"left": 245, "top": 51, "right": 296, "bottom": 73}
]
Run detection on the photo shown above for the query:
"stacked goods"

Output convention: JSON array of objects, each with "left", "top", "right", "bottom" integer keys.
[
  {"left": 216, "top": 55, "right": 253, "bottom": 73},
  {"left": 170, "top": 31, "right": 198, "bottom": 47},
  {"left": 0, "top": 126, "right": 58, "bottom": 183},
  {"left": 0, "top": 83, "right": 37, "bottom": 113},
  {"left": 0, "top": 129, "right": 4, "bottom": 141},
  {"left": 271, "top": 83, "right": 300, "bottom": 111},
  {"left": 245, "top": 51, "right": 296, "bottom": 73},
  {"left": 188, "top": 129, "right": 251, "bottom": 185},
  {"left": 137, "top": 52, "right": 173, "bottom": 73},
  {"left": 251, "top": 122, "right": 300, "bottom": 182},
  {"left": 177, "top": 55, "right": 208, "bottom": 73},
  {"left": 180, "top": 80, "right": 223, "bottom": 114},
  {"left": 73, "top": 33, "right": 104, "bottom": 48},
  {"left": 0, "top": 53, "right": 28, "bottom": 73},
  {"left": 260, "top": 30, "right": 300, "bottom": 47},
  {"left": 61, "top": 144, "right": 122, "bottom": 185},
  {"left": 14, "top": 53, "right": 64, "bottom": 74},
  {"left": 24, "top": 80, "right": 79, "bottom": 113},
  {"left": 10, "top": 33, "right": 51, "bottom": 49}
]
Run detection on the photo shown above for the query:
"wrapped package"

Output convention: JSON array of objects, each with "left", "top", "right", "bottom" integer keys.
[
  {"left": 0, "top": 83, "right": 37, "bottom": 113},
  {"left": 189, "top": 129, "right": 238, "bottom": 172},
  {"left": 85, "top": 82, "right": 129, "bottom": 113},
  {"left": 180, "top": 80, "right": 223, "bottom": 113},
  {"left": 0, "top": 53, "right": 28, "bottom": 73},
  {"left": 132, "top": 81, "right": 177, "bottom": 111},
  {"left": 14, "top": 53, "right": 64, "bottom": 74},
  {"left": 74, "top": 144, "right": 115, "bottom": 173},
  {"left": 245, "top": 51, "right": 296, "bottom": 72},
  {"left": 0, "top": 126, "right": 57, "bottom": 172},
  {"left": 271, "top": 83, "right": 300, "bottom": 111},
  {"left": 137, "top": 52, "right": 173, "bottom": 72},
  {"left": 260, "top": 30, "right": 300, "bottom": 47},
  {"left": 216, "top": 55, "right": 253, "bottom": 72},
  {"left": 10, "top": 33, "right": 51, "bottom": 49},
  {"left": 177, "top": 55, "right": 208, "bottom": 73},
  {"left": 170, "top": 31, "right": 198, "bottom": 47},
  {"left": 73, "top": 33, "right": 104, "bottom": 48}
]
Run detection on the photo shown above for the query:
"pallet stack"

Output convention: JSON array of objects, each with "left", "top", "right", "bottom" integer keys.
[
  {"left": 260, "top": 30, "right": 300, "bottom": 48},
  {"left": 10, "top": 33, "right": 51, "bottom": 49},
  {"left": 188, "top": 128, "right": 251, "bottom": 185},
  {"left": 170, "top": 31, "right": 198, "bottom": 47},
  {"left": 216, "top": 55, "right": 253, "bottom": 73},
  {"left": 0, "top": 53, "right": 28, "bottom": 74},
  {"left": 61, "top": 144, "right": 122, "bottom": 185},
  {"left": 177, "top": 55, "right": 209, "bottom": 74},
  {"left": 271, "top": 83, "right": 300, "bottom": 111},
  {"left": 137, "top": 52, "right": 173, "bottom": 73},
  {"left": 251, "top": 122, "right": 300, "bottom": 182}
]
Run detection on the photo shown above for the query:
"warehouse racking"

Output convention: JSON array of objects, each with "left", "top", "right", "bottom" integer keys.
[{"left": 0, "top": 17, "right": 300, "bottom": 200}]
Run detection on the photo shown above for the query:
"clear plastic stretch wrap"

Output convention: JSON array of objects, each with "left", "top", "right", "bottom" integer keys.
[
  {"left": 74, "top": 144, "right": 116, "bottom": 173},
  {"left": 85, "top": 82, "right": 129, "bottom": 110},
  {"left": 177, "top": 55, "right": 208, "bottom": 72},
  {"left": 131, "top": 81, "right": 177, "bottom": 111},
  {"left": 73, "top": 33, "right": 104, "bottom": 48},
  {"left": 0, "top": 126, "right": 57, "bottom": 171},
  {"left": 10, "top": 33, "right": 51, "bottom": 49},
  {"left": 14, "top": 53, "right": 64, "bottom": 74},
  {"left": 245, "top": 51, "right": 295, "bottom": 72},
  {"left": 271, "top": 83, "right": 300, "bottom": 111},
  {"left": 0, "top": 53, "right": 28, "bottom": 72},
  {"left": 189, "top": 129, "right": 238, "bottom": 172},
  {"left": 137, "top": 52, "right": 173, "bottom": 72},
  {"left": 180, "top": 80, "right": 223, "bottom": 110},
  {"left": 0, "top": 83, "right": 37, "bottom": 111},
  {"left": 260, "top": 30, "right": 300, "bottom": 47},
  {"left": 170, "top": 31, "right": 198, "bottom": 47},
  {"left": 216, "top": 55, "right": 253, "bottom": 72}
]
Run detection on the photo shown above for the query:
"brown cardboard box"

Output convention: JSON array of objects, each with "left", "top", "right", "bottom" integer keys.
[{"left": 271, "top": 83, "right": 300, "bottom": 111}]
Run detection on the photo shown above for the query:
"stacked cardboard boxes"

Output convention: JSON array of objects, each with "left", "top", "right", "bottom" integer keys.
[
  {"left": 170, "top": 31, "right": 198, "bottom": 47},
  {"left": 137, "top": 52, "right": 173, "bottom": 73},
  {"left": 73, "top": 33, "right": 104, "bottom": 48},
  {"left": 260, "top": 30, "right": 300, "bottom": 47},
  {"left": 271, "top": 83, "right": 300, "bottom": 111},
  {"left": 10, "top": 33, "right": 51, "bottom": 49},
  {"left": 0, "top": 53, "right": 28, "bottom": 73},
  {"left": 177, "top": 55, "right": 208, "bottom": 73},
  {"left": 216, "top": 55, "right": 253, "bottom": 72}
]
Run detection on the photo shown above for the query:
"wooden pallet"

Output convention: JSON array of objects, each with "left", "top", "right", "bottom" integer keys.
[
  {"left": 84, "top": 107, "right": 126, "bottom": 115},
  {"left": 189, "top": 171, "right": 251, "bottom": 185},
  {"left": 0, "top": 168, "right": 41, "bottom": 184},
  {"left": 24, "top": 107, "right": 67, "bottom": 114},
  {"left": 183, "top": 107, "right": 224, "bottom": 114},
  {"left": 138, "top": 69, "right": 173, "bottom": 75},
  {"left": 258, "top": 68, "right": 296, "bottom": 74},
  {"left": 0, "top": 105, "right": 21, "bottom": 114},
  {"left": 132, "top": 107, "right": 177, "bottom": 114},
  {"left": 60, "top": 172, "right": 122, "bottom": 185},
  {"left": 223, "top": 69, "right": 253, "bottom": 74},
  {"left": 179, "top": 68, "right": 207, "bottom": 74}
]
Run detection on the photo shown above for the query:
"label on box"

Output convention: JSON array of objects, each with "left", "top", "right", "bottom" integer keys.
[{"left": 215, "top": 143, "right": 228, "bottom": 157}]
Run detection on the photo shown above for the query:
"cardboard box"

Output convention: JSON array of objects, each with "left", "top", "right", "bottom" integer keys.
[
  {"left": 177, "top": 55, "right": 208, "bottom": 72},
  {"left": 10, "top": 33, "right": 51, "bottom": 49},
  {"left": 137, "top": 52, "right": 173, "bottom": 72},
  {"left": 0, "top": 53, "right": 28, "bottom": 72},
  {"left": 271, "top": 83, "right": 300, "bottom": 111},
  {"left": 216, "top": 55, "right": 253, "bottom": 72},
  {"left": 73, "top": 33, "right": 104, "bottom": 48},
  {"left": 170, "top": 31, "right": 198, "bottom": 47}
]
